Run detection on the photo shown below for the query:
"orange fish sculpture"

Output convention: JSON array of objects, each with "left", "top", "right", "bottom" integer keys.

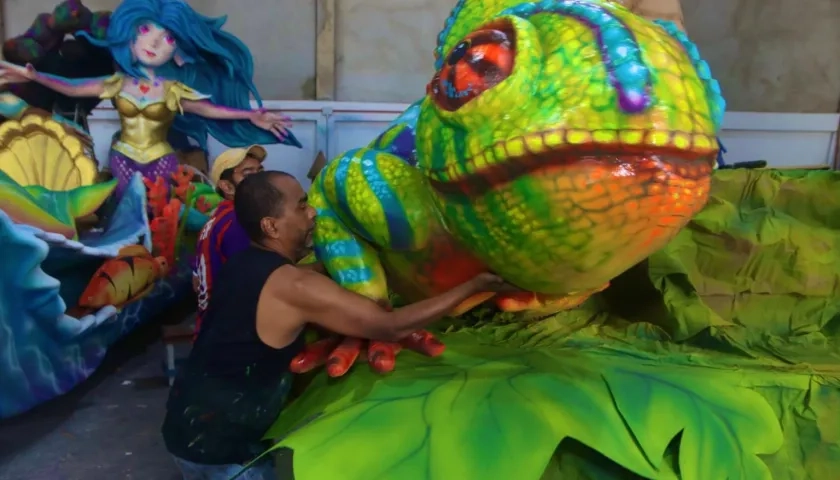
[{"left": 73, "top": 244, "right": 169, "bottom": 316}]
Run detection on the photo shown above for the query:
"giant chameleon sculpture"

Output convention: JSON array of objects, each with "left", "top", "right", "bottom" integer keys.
[{"left": 297, "top": 0, "right": 725, "bottom": 376}]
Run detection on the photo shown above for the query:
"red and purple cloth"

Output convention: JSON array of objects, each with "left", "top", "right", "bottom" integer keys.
[{"left": 192, "top": 200, "right": 251, "bottom": 337}]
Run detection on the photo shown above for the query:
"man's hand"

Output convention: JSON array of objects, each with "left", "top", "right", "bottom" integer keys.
[
  {"left": 288, "top": 272, "right": 520, "bottom": 377},
  {"left": 470, "top": 272, "right": 522, "bottom": 293}
]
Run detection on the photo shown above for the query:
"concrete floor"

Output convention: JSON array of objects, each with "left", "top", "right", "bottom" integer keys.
[{"left": 0, "top": 321, "right": 184, "bottom": 480}]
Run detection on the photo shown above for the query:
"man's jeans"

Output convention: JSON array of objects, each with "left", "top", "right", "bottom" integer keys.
[{"left": 172, "top": 455, "right": 277, "bottom": 480}]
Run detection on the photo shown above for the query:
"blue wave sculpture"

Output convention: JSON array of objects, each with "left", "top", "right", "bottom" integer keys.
[{"left": 0, "top": 174, "right": 192, "bottom": 418}]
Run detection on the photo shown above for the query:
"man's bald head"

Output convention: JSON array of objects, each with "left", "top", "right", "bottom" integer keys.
[{"left": 234, "top": 171, "right": 316, "bottom": 257}]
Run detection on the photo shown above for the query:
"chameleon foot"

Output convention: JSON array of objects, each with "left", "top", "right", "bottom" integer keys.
[
  {"left": 452, "top": 292, "right": 497, "bottom": 316},
  {"left": 289, "top": 329, "right": 447, "bottom": 377},
  {"left": 495, "top": 282, "right": 610, "bottom": 315},
  {"left": 289, "top": 336, "right": 342, "bottom": 374}
]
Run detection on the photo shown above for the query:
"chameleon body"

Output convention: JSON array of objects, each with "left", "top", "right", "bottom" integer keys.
[{"left": 308, "top": 0, "right": 724, "bottom": 367}]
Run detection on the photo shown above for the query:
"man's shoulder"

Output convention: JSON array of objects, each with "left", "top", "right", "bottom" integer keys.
[
  {"left": 221, "top": 250, "right": 296, "bottom": 275},
  {"left": 266, "top": 262, "right": 300, "bottom": 280},
  {"left": 227, "top": 214, "right": 248, "bottom": 235},
  {"left": 197, "top": 202, "right": 234, "bottom": 240},
  {"left": 213, "top": 202, "right": 238, "bottom": 225},
  {"left": 264, "top": 263, "right": 306, "bottom": 294}
]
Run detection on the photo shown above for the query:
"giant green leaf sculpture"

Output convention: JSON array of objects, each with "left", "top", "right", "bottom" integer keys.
[
  {"left": 264, "top": 328, "right": 789, "bottom": 480},
  {"left": 261, "top": 169, "right": 840, "bottom": 480}
]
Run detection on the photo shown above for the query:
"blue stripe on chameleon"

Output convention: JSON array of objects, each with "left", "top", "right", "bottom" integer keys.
[
  {"left": 385, "top": 99, "right": 423, "bottom": 131},
  {"left": 500, "top": 0, "right": 652, "bottom": 113},
  {"left": 313, "top": 238, "right": 365, "bottom": 273},
  {"left": 359, "top": 149, "right": 415, "bottom": 251},
  {"left": 390, "top": 126, "right": 419, "bottom": 167},
  {"left": 372, "top": 124, "right": 404, "bottom": 152},
  {"left": 325, "top": 154, "right": 375, "bottom": 243},
  {"left": 317, "top": 239, "right": 364, "bottom": 258},
  {"left": 654, "top": 20, "right": 726, "bottom": 131},
  {"left": 314, "top": 206, "right": 339, "bottom": 220},
  {"left": 372, "top": 123, "right": 419, "bottom": 166},
  {"left": 334, "top": 266, "right": 374, "bottom": 285},
  {"left": 435, "top": 0, "right": 468, "bottom": 70}
]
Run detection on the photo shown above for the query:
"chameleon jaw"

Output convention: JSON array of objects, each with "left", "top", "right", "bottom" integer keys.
[{"left": 426, "top": 128, "right": 718, "bottom": 186}]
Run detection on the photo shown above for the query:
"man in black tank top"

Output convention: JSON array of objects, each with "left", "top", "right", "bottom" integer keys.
[{"left": 162, "top": 171, "right": 515, "bottom": 480}]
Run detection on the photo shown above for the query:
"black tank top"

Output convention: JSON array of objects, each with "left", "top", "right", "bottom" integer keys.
[{"left": 162, "top": 246, "right": 305, "bottom": 465}]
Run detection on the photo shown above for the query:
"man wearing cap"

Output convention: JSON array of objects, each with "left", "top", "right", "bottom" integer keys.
[{"left": 193, "top": 145, "right": 267, "bottom": 337}]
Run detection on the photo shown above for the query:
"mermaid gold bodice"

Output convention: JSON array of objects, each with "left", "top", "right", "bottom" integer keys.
[{"left": 100, "top": 73, "right": 209, "bottom": 164}]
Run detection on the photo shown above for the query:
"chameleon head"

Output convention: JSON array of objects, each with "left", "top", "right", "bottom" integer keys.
[{"left": 415, "top": 0, "right": 725, "bottom": 294}]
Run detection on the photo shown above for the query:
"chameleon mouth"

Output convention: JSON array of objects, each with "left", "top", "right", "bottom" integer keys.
[{"left": 426, "top": 128, "right": 718, "bottom": 196}]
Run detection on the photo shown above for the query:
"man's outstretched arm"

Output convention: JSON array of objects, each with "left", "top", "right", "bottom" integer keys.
[{"left": 273, "top": 266, "right": 508, "bottom": 341}]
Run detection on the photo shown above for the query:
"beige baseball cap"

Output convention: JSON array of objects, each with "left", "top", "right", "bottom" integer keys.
[{"left": 210, "top": 145, "right": 267, "bottom": 185}]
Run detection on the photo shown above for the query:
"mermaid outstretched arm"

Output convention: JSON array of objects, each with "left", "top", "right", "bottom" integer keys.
[
  {"left": 181, "top": 99, "right": 291, "bottom": 141},
  {"left": 0, "top": 60, "right": 109, "bottom": 97},
  {"left": 182, "top": 100, "right": 255, "bottom": 120},
  {"left": 159, "top": 81, "right": 291, "bottom": 142}
]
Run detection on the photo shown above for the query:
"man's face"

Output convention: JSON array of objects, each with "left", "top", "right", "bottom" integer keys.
[
  {"left": 232, "top": 155, "right": 264, "bottom": 185},
  {"left": 262, "top": 175, "right": 316, "bottom": 253},
  {"left": 219, "top": 154, "right": 264, "bottom": 199}
]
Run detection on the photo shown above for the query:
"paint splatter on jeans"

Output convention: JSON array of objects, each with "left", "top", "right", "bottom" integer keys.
[
  {"left": 162, "top": 371, "right": 293, "bottom": 470},
  {"left": 110, "top": 149, "right": 179, "bottom": 200}
]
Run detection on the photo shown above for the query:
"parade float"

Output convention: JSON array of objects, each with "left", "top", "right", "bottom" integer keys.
[
  {"left": 0, "top": 0, "right": 299, "bottom": 418},
  {"left": 261, "top": 1, "right": 840, "bottom": 479}
]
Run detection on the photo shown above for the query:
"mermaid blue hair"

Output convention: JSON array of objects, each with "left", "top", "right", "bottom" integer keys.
[{"left": 78, "top": 0, "right": 300, "bottom": 150}]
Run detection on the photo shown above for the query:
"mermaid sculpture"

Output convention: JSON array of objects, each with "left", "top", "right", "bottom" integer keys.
[{"left": 0, "top": 0, "right": 301, "bottom": 199}]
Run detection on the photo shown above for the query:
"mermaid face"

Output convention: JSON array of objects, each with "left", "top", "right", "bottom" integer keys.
[{"left": 132, "top": 22, "right": 176, "bottom": 67}]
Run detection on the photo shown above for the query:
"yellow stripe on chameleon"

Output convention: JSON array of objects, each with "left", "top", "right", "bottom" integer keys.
[
  {"left": 474, "top": 154, "right": 488, "bottom": 169},
  {"left": 674, "top": 114, "right": 696, "bottom": 133},
  {"left": 647, "top": 131, "right": 671, "bottom": 146},
  {"left": 567, "top": 130, "right": 591, "bottom": 146},
  {"left": 464, "top": 160, "right": 477, "bottom": 175},
  {"left": 668, "top": 79, "right": 687, "bottom": 96},
  {"left": 322, "top": 162, "right": 339, "bottom": 203},
  {"left": 467, "top": 136, "right": 483, "bottom": 158},
  {"left": 345, "top": 160, "right": 389, "bottom": 243},
  {"left": 693, "top": 134, "right": 713, "bottom": 150},
  {"left": 544, "top": 132, "right": 564, "bottom": 147},
  {"left": 447, "top": 165, "right": 458, "bottom": 179},
  {"left": 493, "top": 144, "right": 507, "bottom": 161},
  {"left": 525, "top": 134, "right": 545, "bottom": 154},
  {"left": 619, "top": 130, "right": 645, "bottom": 145},
  {"left": 593, "top": 130, "right": 617, "bottom": 144},
  {"left": 684, "top": 85, "right": 699, "bottom": 105},
  {"left": 505, "top": 138, "right": 526, "bottom": 157},
  {"left": 673, "top": 133, "right": 691, "bottom": 149},
  {"left": 331, "top": 256, "right": 373, "bottom": 272},
  {"left": 484, "top": 149, "right": 496, "bottom": 165}
]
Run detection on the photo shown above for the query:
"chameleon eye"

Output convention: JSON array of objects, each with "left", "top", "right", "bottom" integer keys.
[{"left": 429, "top": 20, "right": 515, "bottom": 112}]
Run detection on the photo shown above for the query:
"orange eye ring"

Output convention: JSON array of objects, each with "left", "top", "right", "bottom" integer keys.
[{"left": 429, "top": 19, "right": 516, "bottom": 112}]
